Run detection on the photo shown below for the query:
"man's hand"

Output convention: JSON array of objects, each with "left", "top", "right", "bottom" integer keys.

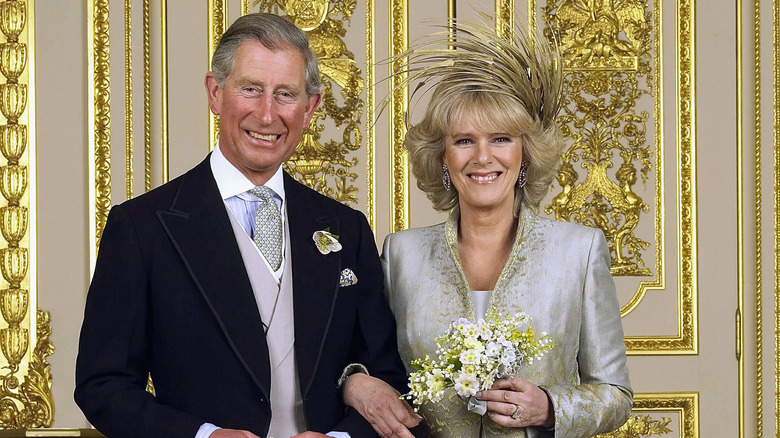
[
  {"left": 209, "top": 429, "right": 261, "bottom": 438},
  {"left": 291, "top": 432, "right": 330, "bottom": 438},
  {"left": 342, "top": 374, "right": 422, "bottom": 438}
]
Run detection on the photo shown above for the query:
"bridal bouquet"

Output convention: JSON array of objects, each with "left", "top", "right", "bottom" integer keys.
[{"left": 404, "top": 311, "right": 553, "bottom": 413}]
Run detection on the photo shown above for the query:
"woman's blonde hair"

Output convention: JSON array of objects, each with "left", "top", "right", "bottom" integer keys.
[
  {"left": 398, "top": 18, "right": 564, "bottom": 214},
  {"left": 406, "top": 82, "right": 563, "bottom": 214}
]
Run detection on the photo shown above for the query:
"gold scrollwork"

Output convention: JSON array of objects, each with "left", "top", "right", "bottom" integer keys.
[
  {"left": 208, "top": 0, "right": 226, "bottom": 149},
  {"left": 91, "top": 0, "right": 112, "bottom": 250},
  {"left": 390, "top": 0, "right": 408, "bottom": 232},
  {"left": 595, "top": 393, "right": 698, "bottom": 438},
  {"left": 0, "top": 0, "right": 53, "bottom": 428},
  {"left": 542, "top": 0, "right": 654, "bottom": 277},
  {"left": 253, "top": 0, "right": 364, "bottom": 204}
]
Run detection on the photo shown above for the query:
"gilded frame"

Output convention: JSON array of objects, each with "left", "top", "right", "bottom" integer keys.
[
  {"left": 514, "top": 0, "right": 697, "bottom": 354},
  {"left": 595, "top": 393, "right": 699, "bottom": 438},
  {"left": 0, "top": 0, "right": 53, "bottom": 428}
]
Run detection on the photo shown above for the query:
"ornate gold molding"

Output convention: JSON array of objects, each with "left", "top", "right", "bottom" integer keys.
[
  {"left": 143, "top": 0, "right": 151, "bottom": 192},
  {"left": 0, "top": 0, "right": 53, "bottom": 428},
  {"left": 737, "top": 0, "right": 762, "bottom": 434},
  {"left": 596, "top": 393, "right": 698, "bottom": 438},
  {"left": 495, "top": 0, "right": 513, "bottom": 37},
  {"left": 774, "top": 0, "right": 780, "bottom": 431},
  {"left": 88, "top": 0, "right": 112, "bottom": 267},
  {"left": 366, "top": 0, "right": 376, "bottom": 229},
  {"left": 623, "top": 0, "right": 696, "bottom": 355},
  {"left": 390, "top": 0, "right": 408, "bottom": 232},
  {"left": 124, "top": 0, "right": 133, "bottom": 199},
  {"left": 736, "top": 0, "right": 746, "bottom": 433},
  {"left": 160, "top": 0, "right": 169, "bottom": 183},
  {"left": 207, "top": 0, "right": 226, "bottom": 150}
]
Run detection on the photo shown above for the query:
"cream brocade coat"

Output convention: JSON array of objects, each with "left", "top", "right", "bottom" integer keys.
[{"left": 381, "top": 207, "right": 633, "bottom": 438}]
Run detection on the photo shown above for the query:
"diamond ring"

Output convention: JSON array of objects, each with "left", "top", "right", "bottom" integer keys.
[{"left": 511, "top": 405, "right": 522, "bottom": 420}]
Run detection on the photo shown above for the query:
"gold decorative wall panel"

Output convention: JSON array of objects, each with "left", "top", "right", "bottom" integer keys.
[
  {"left": 251, "top": 0, "right": 366, "bottom": 204},
  {"left": 523, "top": 0, "right": 696, "bottom": 354},
  {"left": 595, "top": 393, "right": 699, "bottom": 438},
  {"left": 0, "top": 0, "right": 53, "bottom": 428},
  {"left": 542, "top": 0, "right": 656, "bottom": 279}
]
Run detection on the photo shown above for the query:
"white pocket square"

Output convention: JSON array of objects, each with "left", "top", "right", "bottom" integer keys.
[{"left": 340, "top": 268, "right": 358, "bottom": 287}]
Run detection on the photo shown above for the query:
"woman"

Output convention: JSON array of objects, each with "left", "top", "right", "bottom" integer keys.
[{"left": 343, "top": 20, "right": 631, "bottom": 438}]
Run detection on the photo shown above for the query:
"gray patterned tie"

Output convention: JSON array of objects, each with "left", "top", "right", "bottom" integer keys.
[{"left": 250, "top": 186, "right": 282, "bottom": 270}]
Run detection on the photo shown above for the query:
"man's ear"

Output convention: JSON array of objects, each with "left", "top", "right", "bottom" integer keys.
[
  {"left": 204, "top": 72, "right": 222, "bottom": 115},
  {"left": 302, "top": 92, "right": 321, "bottom": 126}
]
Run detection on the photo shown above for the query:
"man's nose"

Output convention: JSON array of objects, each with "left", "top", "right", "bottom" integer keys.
[{"left": 254, "top": 95, "right": 276, "bottom": 124}]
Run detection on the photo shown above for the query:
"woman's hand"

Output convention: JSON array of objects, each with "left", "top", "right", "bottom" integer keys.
[
  {"left": 342, "top": 373, "right": 422, "bottom": 438},
  {"left": 476, "top": 376, "right": 555, "bottom": 429}
]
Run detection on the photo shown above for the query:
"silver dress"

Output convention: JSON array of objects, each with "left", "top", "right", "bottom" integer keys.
[{"left": 381, "top": 206, "right": 633, "bottom": 438}]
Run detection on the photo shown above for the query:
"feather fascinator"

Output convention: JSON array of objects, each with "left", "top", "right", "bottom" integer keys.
[{"left": 384, "top": 17, "right": 563, "bottom": 130}]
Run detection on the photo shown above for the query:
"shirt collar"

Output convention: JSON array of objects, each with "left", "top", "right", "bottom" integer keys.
[{"left": 210, "top": 142, "right": 286, "bottom": 204}]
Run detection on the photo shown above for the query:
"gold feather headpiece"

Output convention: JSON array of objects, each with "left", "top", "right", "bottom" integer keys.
[{"left": 384, "top": 17, "right": 563, "bottom": 130}]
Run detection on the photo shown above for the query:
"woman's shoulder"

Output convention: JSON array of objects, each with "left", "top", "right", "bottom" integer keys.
[
  {"left": 382, "top": 222, "right": 447, "bottom": 261},
  {"left": 385, "top": 222, "right": 446, "bottom": 244},
  {"left": 525, "top": 210, "right": 604, "bottom": 246}
]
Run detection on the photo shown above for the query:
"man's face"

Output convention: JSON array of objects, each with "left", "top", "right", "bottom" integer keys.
[{"left": 205, "top": 40, "right": 320, "bottom": 185}]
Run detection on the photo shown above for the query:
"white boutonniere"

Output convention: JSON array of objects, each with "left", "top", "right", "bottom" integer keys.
[{"left": 313, "top": 228, "right": 342, "bottom": 254}]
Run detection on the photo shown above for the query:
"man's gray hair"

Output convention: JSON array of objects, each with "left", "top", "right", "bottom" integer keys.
[{"left": 210, "top": 13, "right": 321, "bottom": 97}]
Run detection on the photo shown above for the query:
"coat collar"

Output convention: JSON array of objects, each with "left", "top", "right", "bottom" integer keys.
[{"left": 155, "top": 156, "right": 272, "bottom": 400}]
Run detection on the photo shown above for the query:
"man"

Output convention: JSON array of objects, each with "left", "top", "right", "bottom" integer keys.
[{"left": 75, "top": 13, "right": 418, "bottom": 438}]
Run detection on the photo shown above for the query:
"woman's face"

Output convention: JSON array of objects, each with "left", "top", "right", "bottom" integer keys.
[{"left": 443, "top": 113, "right": 524, "bottom": 215}]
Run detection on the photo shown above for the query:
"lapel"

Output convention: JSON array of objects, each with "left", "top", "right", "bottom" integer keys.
[
  {"left": 155, "top": 156, "right": 271, "bottom": 401},
  {"left": 284, "top": 173, "right": 341, "bottom": 399}
]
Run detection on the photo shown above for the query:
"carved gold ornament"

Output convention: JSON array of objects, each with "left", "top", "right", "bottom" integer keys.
[
  {"left": 596, "top": 415, "right": 672, "bottom": 437},
  {"left": 543, "top": 0, "right": 654, "bottom": 277},
  {"left": 0, "top": 0, "right": 54, "bottom": 429},
  {"left": 595, "top": 393, "right": 697, "bottom": 438},
  {"left": 254, "top": 0, "right": 363, "bottom": 204}
]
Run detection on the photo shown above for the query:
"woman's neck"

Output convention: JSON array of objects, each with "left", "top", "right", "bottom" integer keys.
[
  {"left": 457, "top": 203, "right": 518, "bottom": 291},
  {"left": 458, "top": 203, "right": 517, "bottom": 249}
]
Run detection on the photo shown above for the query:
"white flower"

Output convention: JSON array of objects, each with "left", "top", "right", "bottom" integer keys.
[
  {"left": 454, "top": 373, "right": 479, "bottom": 397},
  {"left": 476, "top": 320, "right": 493, "bottom": 340},
  {"left": 460, "top": 348, "right": 482, "bottom": 365},
  {"left": 485, "top": 342, "right": 501, "bottom": 357},
  {"left": 463, "top": 336, "right": 484, "bottom": 352},
  {"left": 313, "top": 229, "right": 342, "bottom": 254}
]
